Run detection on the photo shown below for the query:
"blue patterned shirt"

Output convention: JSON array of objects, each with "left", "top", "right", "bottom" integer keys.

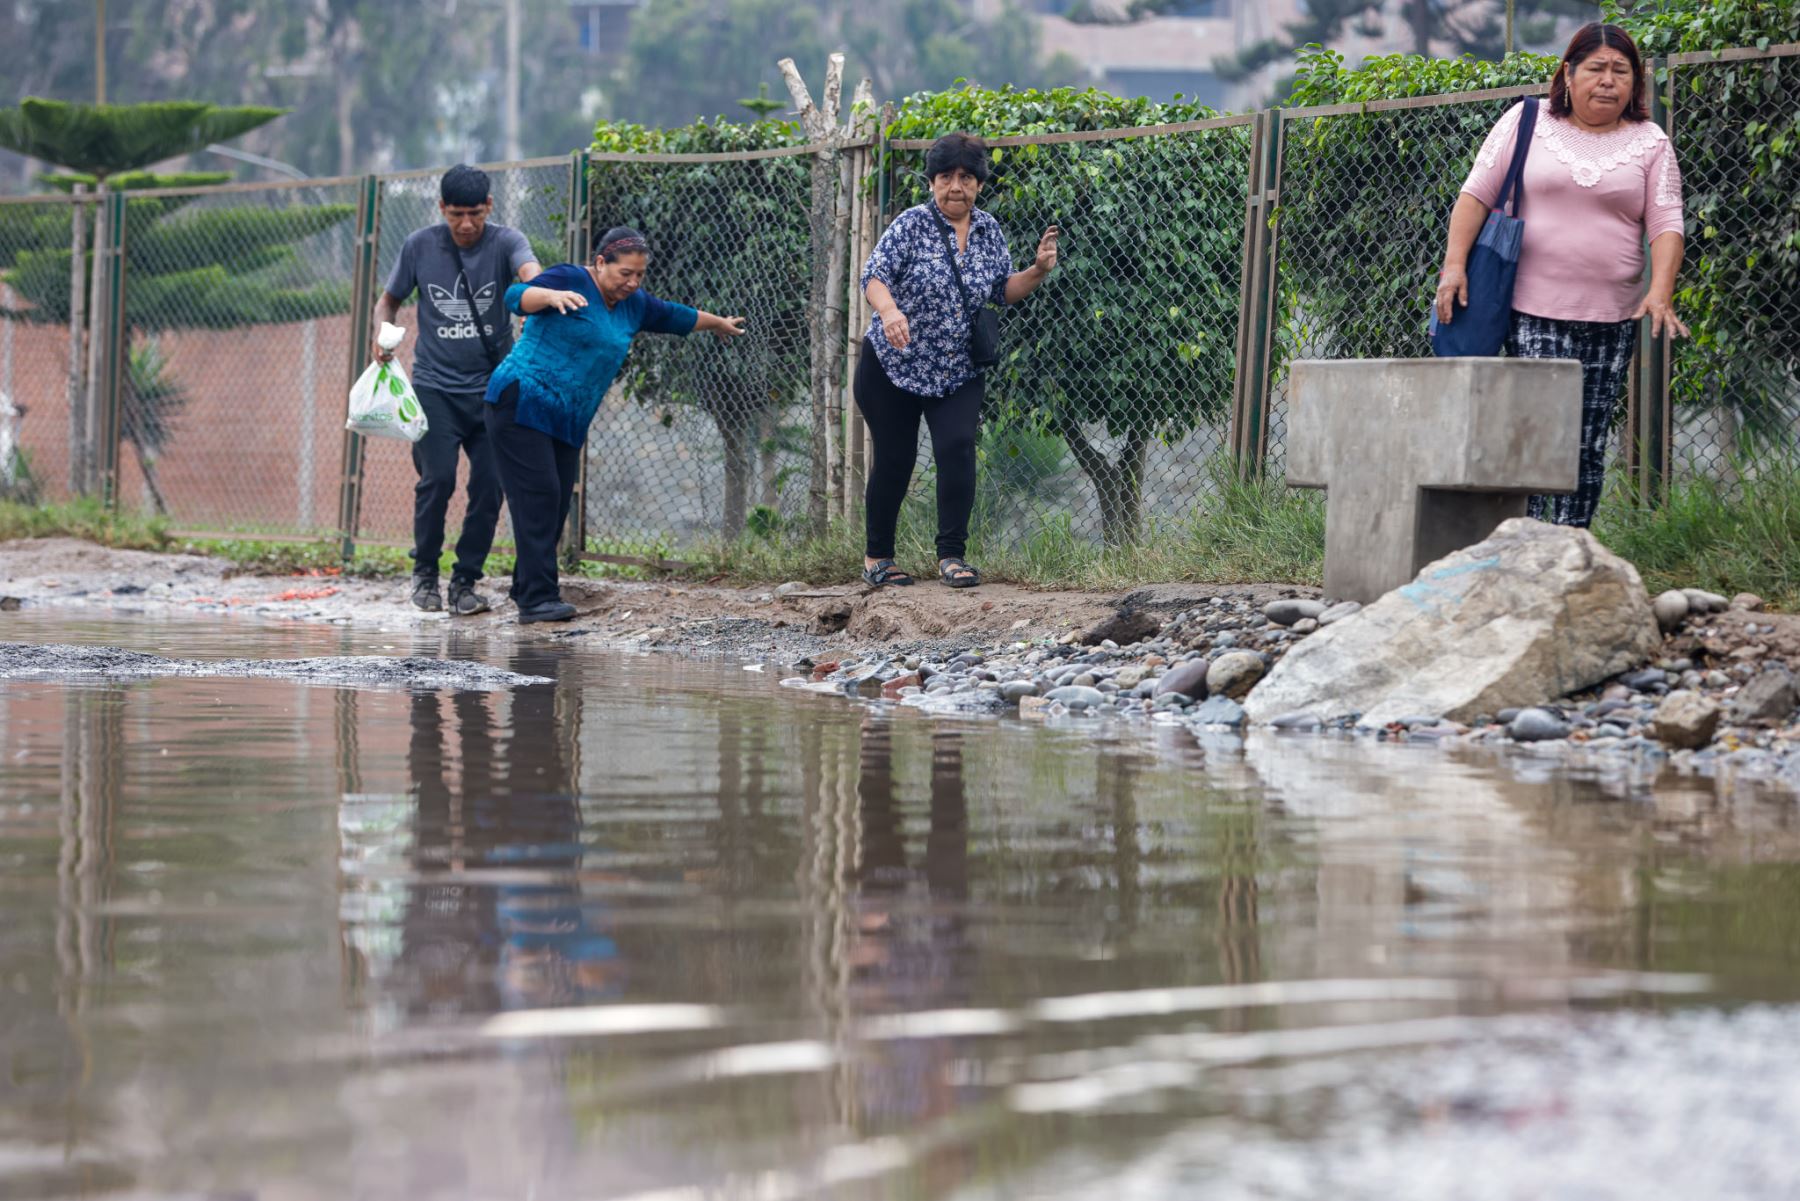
[
  {"left": 484, "top": 263, "right": 697, "bottom": 446},
  {"left": 861, "top": 201, "right": 1013, "bottom": 397}
]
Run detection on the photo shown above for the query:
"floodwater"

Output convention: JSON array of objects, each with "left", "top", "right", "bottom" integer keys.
[{"left": 4, "top": 614, "right": 1800, "bottom": 1201}]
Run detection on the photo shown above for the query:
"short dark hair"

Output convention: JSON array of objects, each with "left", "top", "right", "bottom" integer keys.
[
  {"left": 593, "top": 224, "right": 650, "bottom": 261},
  {"left": 440, "top": 164, "right": 491, "bottom": 208},
  {"left": 925, "top": 133, "right": 991, "bottom": 184},
  {"left": 1549, "top": 23, "right": 1649, "bottom": 122}
]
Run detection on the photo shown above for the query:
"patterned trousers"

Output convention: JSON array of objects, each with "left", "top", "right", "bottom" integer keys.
[{"left": 1506, "top": 311, "right": 1637, "bottom": 528}]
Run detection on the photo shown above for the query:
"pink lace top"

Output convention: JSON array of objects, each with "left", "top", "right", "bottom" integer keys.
[{"left": 1460, "top": 102, "right": 1686, "bottom": 324}]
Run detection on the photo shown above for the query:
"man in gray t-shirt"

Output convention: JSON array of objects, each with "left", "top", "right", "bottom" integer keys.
[{"left": 374, "top": 163, "right": 540, "bottom": 615}]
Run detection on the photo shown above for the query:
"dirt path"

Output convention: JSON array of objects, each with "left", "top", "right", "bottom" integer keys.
[{"left": 0, "top": 537, "right": 1320, "bottom": 659}]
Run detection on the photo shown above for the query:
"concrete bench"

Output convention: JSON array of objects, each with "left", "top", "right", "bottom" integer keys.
[{"left": 1287, "top": 357, "right": 1583, "bottom": 604}]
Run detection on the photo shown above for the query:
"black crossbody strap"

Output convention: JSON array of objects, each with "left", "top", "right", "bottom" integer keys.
[
  {"left": 438, "top": 225, "right": 509, "bottom": 370},
  {"left": 931, "top": 206, "right": 980, "bottom": 321}
]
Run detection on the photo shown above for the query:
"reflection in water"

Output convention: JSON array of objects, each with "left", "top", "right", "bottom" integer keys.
[
  {"left": 397, "top": 650, "right": 618, "bottom": 1018},
  {"left": 5, "top": 616, "right": 1800, "bottom": 1200},
  {"left": 846, "top": 722, "right": 976, "bottom": 1189}
]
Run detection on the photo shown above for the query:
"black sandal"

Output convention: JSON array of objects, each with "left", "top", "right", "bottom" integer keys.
[
  {"left": 862, "top": 559, "right": 915, "bottom": 588},
  {"left": 939, "top": 558, "right": 981, "bottom": 589}
]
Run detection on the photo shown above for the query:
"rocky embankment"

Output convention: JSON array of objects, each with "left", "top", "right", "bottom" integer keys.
[{"left": 791, "top": 522, "right": 1800, "bottom": 792}]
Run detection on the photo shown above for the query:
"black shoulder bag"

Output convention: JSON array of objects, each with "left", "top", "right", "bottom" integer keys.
[
  {"left": 932, "top": 209, "right": 1001, "bottom": 370},
  {"left": 438, "top": 225, "right": 511, "bottom": 371}
]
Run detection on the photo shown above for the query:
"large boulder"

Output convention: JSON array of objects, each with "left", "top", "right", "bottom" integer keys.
[{"left": 1243, "top": 519, "right": 1661, "bottom": 727}]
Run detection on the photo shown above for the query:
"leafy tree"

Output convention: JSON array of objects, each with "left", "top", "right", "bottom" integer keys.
[
  {"left": 616, "top": 0, "right": 1079, "bottom": 129},
  {"left": 613, "top": 0, "right": 829, "bottom": 130},
  {"left": 888, "top": 85, "right": 1248, "bottom": 545},
  {"left": 0, "top": 98, "right": 352, "bottom": 507},
  {"left": 1, "top": 0, "right": 601, "bottom": 187},
  {"left": 589, "top": 115, "right": 814, "bottom": 538},
  {"left": 0, "top": 98, "right": 283, "bottom": 182}
]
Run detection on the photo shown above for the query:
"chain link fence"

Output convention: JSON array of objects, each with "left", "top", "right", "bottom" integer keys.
[
  {"left": 2, "top": 48, "right": 1794, "bottom": 557},
  {"left": 885, "top": 119, "right": 1255, "bottom": 548},
  {"left": 109, "top": 178, "right": 360, "bottom": 533},
  {"left": 359, "top": 157, "right": 574, "bottom": 544},
  {"left": 581, "top": 147, "right": 818, "bottom": 555},
  {"left": 1264, "top": 90, "right": 1531, "bottom": 478},
  {"left": 1666, "top": 49, "right": 1800, "bottom": 482},
  {"left": 0, "top": 196, "right": 85, "bottom": 506}
]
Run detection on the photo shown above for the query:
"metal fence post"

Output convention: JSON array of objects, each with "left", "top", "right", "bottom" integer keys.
[
  {"left": 336, "top": 173, "right": 380, "bottom": 561},
  {"left": 65, "top": 186, "right": 88, "bottom": 496},
  {"left": 1231, "top": 109, "right": 1283, "bottom": 480},
  {"left": 93, "top": 188, "right": 127, "bottom": 509},
  {"left": 1632, "top": 55, "right": 1674, "bottom": 504},
  {"left": 561, "top": 150, "right": 590, "bottom": 568}
]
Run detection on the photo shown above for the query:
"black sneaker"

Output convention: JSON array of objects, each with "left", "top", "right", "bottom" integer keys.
[
  {"left": 517, "top": 600, "right": 577, "bottom": 624},
  {"left": 410, "top": 575, "right": 442, "bottom": 612},
  {"left": 447, "top": 578, "right": 491, "bottom": 616}
]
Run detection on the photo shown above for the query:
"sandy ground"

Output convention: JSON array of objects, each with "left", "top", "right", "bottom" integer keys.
[{"left": 0, "top": 537, "right": 1322, "bottom": 660}]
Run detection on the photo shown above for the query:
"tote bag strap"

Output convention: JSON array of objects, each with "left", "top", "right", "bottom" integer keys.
[{"left": 1495, "top": 97, "right": 1539, "bottom": 219}]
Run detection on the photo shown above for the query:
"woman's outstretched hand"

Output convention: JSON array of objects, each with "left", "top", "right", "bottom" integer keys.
[
  {"left": 1632, "top": 293, "right": 1690, "bottom": 339},
  {"left": 879, "top": 308, "right": 910, "bottom": 350},
  {"left": 710, "top": 315, "right": 747, "bottom": 340},
  {"left": 541, "top": 289, "right": 587, "bottom": 314},
  {"left": 1434, "top": 265, "right": 1468, "bottom": 325}
]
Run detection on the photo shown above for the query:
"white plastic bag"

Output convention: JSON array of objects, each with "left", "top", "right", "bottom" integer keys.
[{"left": 346, "top": 322, "right": 428, "bottom": 442}]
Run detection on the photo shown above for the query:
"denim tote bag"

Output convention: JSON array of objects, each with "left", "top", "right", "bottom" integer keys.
[{"left": 1431, "top": 97, "right": 1538, "bottom": 357}]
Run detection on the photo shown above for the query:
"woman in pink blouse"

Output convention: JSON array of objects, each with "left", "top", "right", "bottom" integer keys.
[{"left": 1434, "top": 22, "right": 1687, "bottom": 527}]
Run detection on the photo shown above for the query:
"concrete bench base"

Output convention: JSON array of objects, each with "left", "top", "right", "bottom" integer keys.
[{"left": 1287, "top": 357, "right": 1583, "bottom": 604}]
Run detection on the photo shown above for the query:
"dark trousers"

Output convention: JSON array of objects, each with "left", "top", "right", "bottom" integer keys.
[
  {"left": 853, "top": 338, "right": 983, "bottom": 561},
  {"left": 484, "top": 383, "right": 582, "bottom": 611},
  {"left": 1507, "top": 312, "right": 1638, "bottom": 529},
  {"left": 411, "top": 385, "right": 502, "bottom": 582}
]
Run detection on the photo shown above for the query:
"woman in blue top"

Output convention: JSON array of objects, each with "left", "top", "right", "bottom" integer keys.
[
  {"left": 484, "top": 226, "right": 745, "bottom": 623},
  {"left": 856, "top": 133, "right": 1059, "bottom": 589}
]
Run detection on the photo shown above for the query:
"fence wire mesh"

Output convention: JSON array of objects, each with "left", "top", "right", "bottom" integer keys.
[
  {"left": 1667, "top": 53, "right": 1800, "bottom": 481},
  {"left": 3, "top": 51, "right": 1795, "bottom": 558},
  {"left": 582, "top": 149, "right": 816, "bottom": 554},
  {"left": 110, "top": 179, "right": 359, "bottom": 533},
  {"left": 0, "top": 198, "right": 83, "bottom": 505},
  {"left": 360, "top": 159, "right": 573, "bottom": 544},
  {"left": 884, "top": 122, "right": 1253, "bottom": 548},
  {"left": 1266, "top": 94, "right": 1528, "bottom": 477}
]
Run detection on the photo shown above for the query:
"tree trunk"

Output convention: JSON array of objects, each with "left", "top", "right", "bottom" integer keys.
[
  {"left": 1406, "top": 0, "right": 1432, "bottom": 56},
  {"left": 1056, "top": 413, "right": 1149, "bottom": 548},
  {"left": 717, "top": 410, "right": 755, "bottom": 540}
]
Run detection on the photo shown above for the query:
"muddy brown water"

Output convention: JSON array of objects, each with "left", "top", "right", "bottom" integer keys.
[{"left": 4, "top": 613, "right": 1800, "bottom": 1201}]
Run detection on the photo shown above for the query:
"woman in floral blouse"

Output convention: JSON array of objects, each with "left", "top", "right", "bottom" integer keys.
[
  {"left": 1435, "top": 22, "right": 1686, "bottom": 528},
  {"left": 856, "top": 133, "right": 1060, "bottom": 588}
]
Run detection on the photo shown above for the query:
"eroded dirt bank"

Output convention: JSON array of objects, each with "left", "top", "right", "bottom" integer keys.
[{"left": 0, "top": 537, "right": 1314, "bottom": 659}]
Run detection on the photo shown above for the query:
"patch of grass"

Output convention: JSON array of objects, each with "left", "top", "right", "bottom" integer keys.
[
  {"left": 1592, "top": 463, "right": 1800, "bottom": 611},
  {"left": 0, "top": 498, "right": 171, "bottom": 550},
  {"left": 9, "top": 462, "right": 1795, "bottom": 610},
  {"left": 699, "top": 463, "right": 1328, "bottom": 590}
]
